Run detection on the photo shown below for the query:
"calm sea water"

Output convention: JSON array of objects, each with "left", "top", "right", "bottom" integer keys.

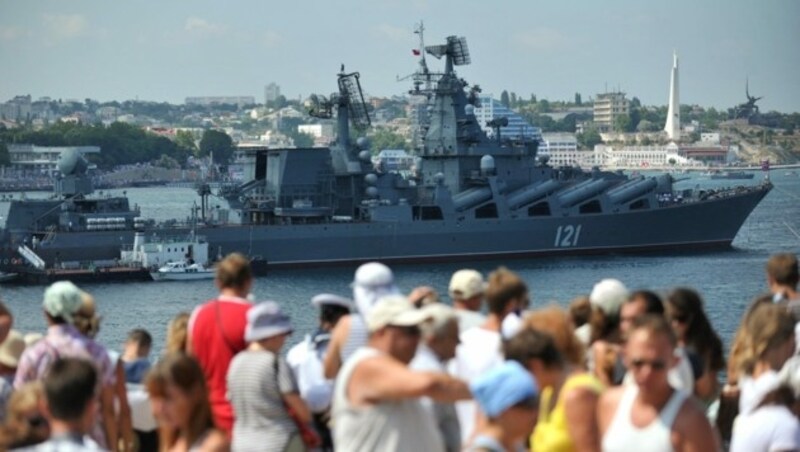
[{"left": 1, "top": 171, "right": 799, "bottom": 356}]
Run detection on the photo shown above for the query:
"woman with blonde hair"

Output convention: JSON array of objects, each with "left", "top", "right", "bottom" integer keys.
[
  {"left": 146, "top": 353, "right": 229, "bottom": 452},
  {"left": 73, "top": 291, "right": 136, "bottom": 452},
  {"left": 165, "top": 312, "right": 191, "bottom": 354},
  {"left": 512, "top": 306, "right": 603, "bottom": 452},
  {"left": 735, "top": 302, "right": 796, "bottom": 415}
]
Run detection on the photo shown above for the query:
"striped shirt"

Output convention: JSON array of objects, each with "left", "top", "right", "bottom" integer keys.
[{"left": 227, "top": 350, "right": 298, "bottom": 452}]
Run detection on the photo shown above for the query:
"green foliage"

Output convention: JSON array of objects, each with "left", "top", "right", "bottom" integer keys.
[
  {"left": 369, "top": 128, "right": 408, "bottom": 152},
  {"left": 154, "top": 154, "right": 180, "bottom": 169},
  {"left": 290, "top": 131, "right": 314, "bottom": 148},
  {"left": 500, "top": 90, "right": 510, "bottom": 108},
  {"left": 175, "top": 130, "right": 198, "bottom": 155},
  {"left": 577, "top": 126, "right": 602, "bottom": 149},
  {"left": 199, "top": 129, "right": 234, "bottom": 166},
  {"left": 0, "top": 121, "right": 189, "bottom": 169},
  {"left": 613, "top": 115, "right": 631, "bottom": 133}
]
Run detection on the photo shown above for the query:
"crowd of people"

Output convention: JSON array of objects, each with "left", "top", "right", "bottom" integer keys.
[{"left": 0, "top": 251, "right": 798, "bottom": 451}]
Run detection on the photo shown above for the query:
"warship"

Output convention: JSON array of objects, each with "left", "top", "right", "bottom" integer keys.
[{"left": 0, "top": 33, "right": 773, "bottom": 277}]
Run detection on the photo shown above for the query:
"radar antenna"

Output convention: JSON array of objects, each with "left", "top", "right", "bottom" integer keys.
[
  {"left": 338, "top": 71, "right": 371, "bottom": 130},
  {"left": 306, "top": 94, "right": 334, "bottom": 119},
  {"left": 425, "top": 35, "right": 471, "bottom": 74}
]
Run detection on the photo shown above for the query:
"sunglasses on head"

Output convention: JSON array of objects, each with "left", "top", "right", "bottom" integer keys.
[{"left": 630, "top": 358, "right": 667, "bottom": 371}]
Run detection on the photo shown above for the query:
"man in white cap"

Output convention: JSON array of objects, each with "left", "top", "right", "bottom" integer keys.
[
  {"left": 449, "top": 269, "right": 486, "bottom": 333},
  {"left": 324, "top": 262, "right": 400, "bottom": 378},
  {"left": 14, "top": 281, "right": 118, "bottom": 450},
  {"left": 332, "top": 295, "right": 471, "bottom": 452},
  {"left": 286, "top": 293, "right": 352, "bottom": 451},
  {"left": 410, "top": 304, "right": 462, "bottom": 452}
]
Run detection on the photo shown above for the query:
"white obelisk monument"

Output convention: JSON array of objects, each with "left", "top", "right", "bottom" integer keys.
[{"left": 664, "top": 52, "right": 680, "bottom": 141}]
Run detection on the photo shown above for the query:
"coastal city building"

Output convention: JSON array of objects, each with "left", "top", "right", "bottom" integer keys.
[
  {"left": 8, "top": 144, "right": 100, "bottom": 175},
  {"left": 539, "top": 133, "right": 588, "bottom": 167},
  {"left": 185, "top": 96, "right": 255, "bottom": 108},
  {"left": 593, "top": 92, "right": 629, "bottom": 132},
  {"left": 473, "top": 96, "right": 542, "bottom": 142},
  {"left": 264, "top": 83, "right": 281, "bottom": 105},
  {"left": 298, "top": 124, "right": 336, "bottom": 146}
]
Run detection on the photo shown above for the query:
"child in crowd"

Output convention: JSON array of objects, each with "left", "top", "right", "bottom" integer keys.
[{"left": 121, "top": 328, "right": 153, "bottom": 384}]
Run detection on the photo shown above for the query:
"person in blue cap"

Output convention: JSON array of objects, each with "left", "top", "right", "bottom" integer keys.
[{"left": 468, "top": 361, "right": 539, "bottom": 452}]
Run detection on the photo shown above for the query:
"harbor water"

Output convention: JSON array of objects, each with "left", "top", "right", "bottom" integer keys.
[{"left": 1, "top": 171, "right": 799, "bottom": 357}]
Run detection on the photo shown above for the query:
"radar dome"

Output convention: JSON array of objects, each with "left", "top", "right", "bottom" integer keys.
[
  {"left": 358, "top": 150, "right": 372, "bottom": 162},
  {"left": 365, "top": 173, "right": 378, "bottom": 185},
  {"left": 365, "top": 186, "right": 379, "bottom": 198},
  {"left": 58, "top": 149, "right": 88, "bottom": 176},
  {"left": 434, "top": 172, "right": 445, "bottom": 185},
  {"left": 480, "top": 155, "right": 496, "bottom": 176},
  {"left": 357, "top": 137, "right": 370, "bottom": 150}
]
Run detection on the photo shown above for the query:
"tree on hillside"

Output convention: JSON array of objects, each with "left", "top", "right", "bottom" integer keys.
[
  {"left": 199, "top": 129, "right": 234, "bottom": 166},
  {"left": 614, "top": 115, "right": 631, "bottom": 133},
  {"left": 369, "top": 128, "right": 408, "bottom": 152},
  {"left": 578, "top": 126, "right": 602, "bottom": 149},
  {"left": 500, "top": 90, "right": 510, "bottom": 108},
  {"left": 510, "top": 92, "right": 518, "bottom": 109},
  {"left": 290, "top": 131, "right": 314, "bottom": 148},
  {"left": 175, "top": 130, "right": 198, "bottom": 155}
]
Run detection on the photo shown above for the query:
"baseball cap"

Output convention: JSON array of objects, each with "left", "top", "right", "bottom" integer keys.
[
  {"left": 311, "top": 293, "right": 353, "bottom": 310},
  {"left": 42, "top": 281, "right": 84, "bottom": 323},
  {"left": 470, "top": 361, "right": 539, "bottom": 418},
  {"left": 245, "top": 301, "right": 293, "bottom": 342},
  {"left": 449, "top": 269, "right": 485, "bottom": 300},
  {"left": 590, "top": 279, "right": 629, "bottom": 316},
  {"left": 366, "top": 295, "right": 431, "bottom": 332}
]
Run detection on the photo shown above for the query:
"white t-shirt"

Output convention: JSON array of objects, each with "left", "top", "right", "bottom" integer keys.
[
  {"left": 730, "top": 405, "right": 800, "bottom": 452},
  {"left": 449, "top": 327, "right": 504, "bottom": 445},
  {"left": 739, "top": 371, "right": 780, "bottom": 415}
]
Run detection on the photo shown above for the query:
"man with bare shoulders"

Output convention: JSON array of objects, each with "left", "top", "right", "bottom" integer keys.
[
  {"left": 332, "top": 295, "right": 471, "bottom": 452},
  {"left": 598, "top": 315, "right": 719, "bottom": 452}
]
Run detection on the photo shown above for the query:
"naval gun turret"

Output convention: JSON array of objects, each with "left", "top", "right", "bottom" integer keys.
[{"left": 55, "top": 149, "right": 94, "bottom": 197}]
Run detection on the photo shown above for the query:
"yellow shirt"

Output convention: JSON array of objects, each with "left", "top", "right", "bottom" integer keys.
[{"left": 530, "top": 373, "right": 604, "bottom": 452}]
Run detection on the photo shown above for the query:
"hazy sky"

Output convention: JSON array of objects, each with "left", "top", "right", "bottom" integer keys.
[{"left": 1, "top": 0, "right": 798, "bottom": 112}]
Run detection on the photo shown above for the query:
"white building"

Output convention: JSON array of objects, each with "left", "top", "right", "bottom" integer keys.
[
  {"left": 539, "top": 133, "right": 590, "bottom": 167},
  {"left": 593, "top": 143, "right": 700, "bottom": 169},
  {"left": 593, "top": 92, "right": 629, "bottom": 132},
  {"left": 185, "top": 96, "right": 255, "bottom": 108},
  {"left": 8, "top": 145, "right": 100, "bottom": 175},
  {"left": 298, "top": 124, "right": 335, "bottom": 140}
]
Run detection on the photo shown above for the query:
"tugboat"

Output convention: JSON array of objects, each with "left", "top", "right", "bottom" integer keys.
[{"left": 0, "top": 30, "right": 773, "bottom": 276}]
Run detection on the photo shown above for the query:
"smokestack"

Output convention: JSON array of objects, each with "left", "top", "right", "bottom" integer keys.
[{"left": 664, "top": 52, "right": 680, "bottom": 141}]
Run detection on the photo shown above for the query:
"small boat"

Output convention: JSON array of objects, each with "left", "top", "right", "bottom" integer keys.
[
  {"left": 150, "top": 260, "right": 214, "bottom": 281},
  {"left": 708, "top": 171, "right": 755, "bottom": 180}
]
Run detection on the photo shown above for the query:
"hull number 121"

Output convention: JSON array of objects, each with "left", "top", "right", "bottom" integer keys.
[{"left": 554, "top": 224, "right": 582, "bottom": 247}]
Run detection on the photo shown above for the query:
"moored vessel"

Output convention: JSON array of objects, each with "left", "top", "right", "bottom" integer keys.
[{"left": 0, "top": 31, "right": 773, "bottom": 282}]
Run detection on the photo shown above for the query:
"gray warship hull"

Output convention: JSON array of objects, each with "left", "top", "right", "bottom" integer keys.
[{"left": 18, "top": 184, "right": 767, "bottom": 269}]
